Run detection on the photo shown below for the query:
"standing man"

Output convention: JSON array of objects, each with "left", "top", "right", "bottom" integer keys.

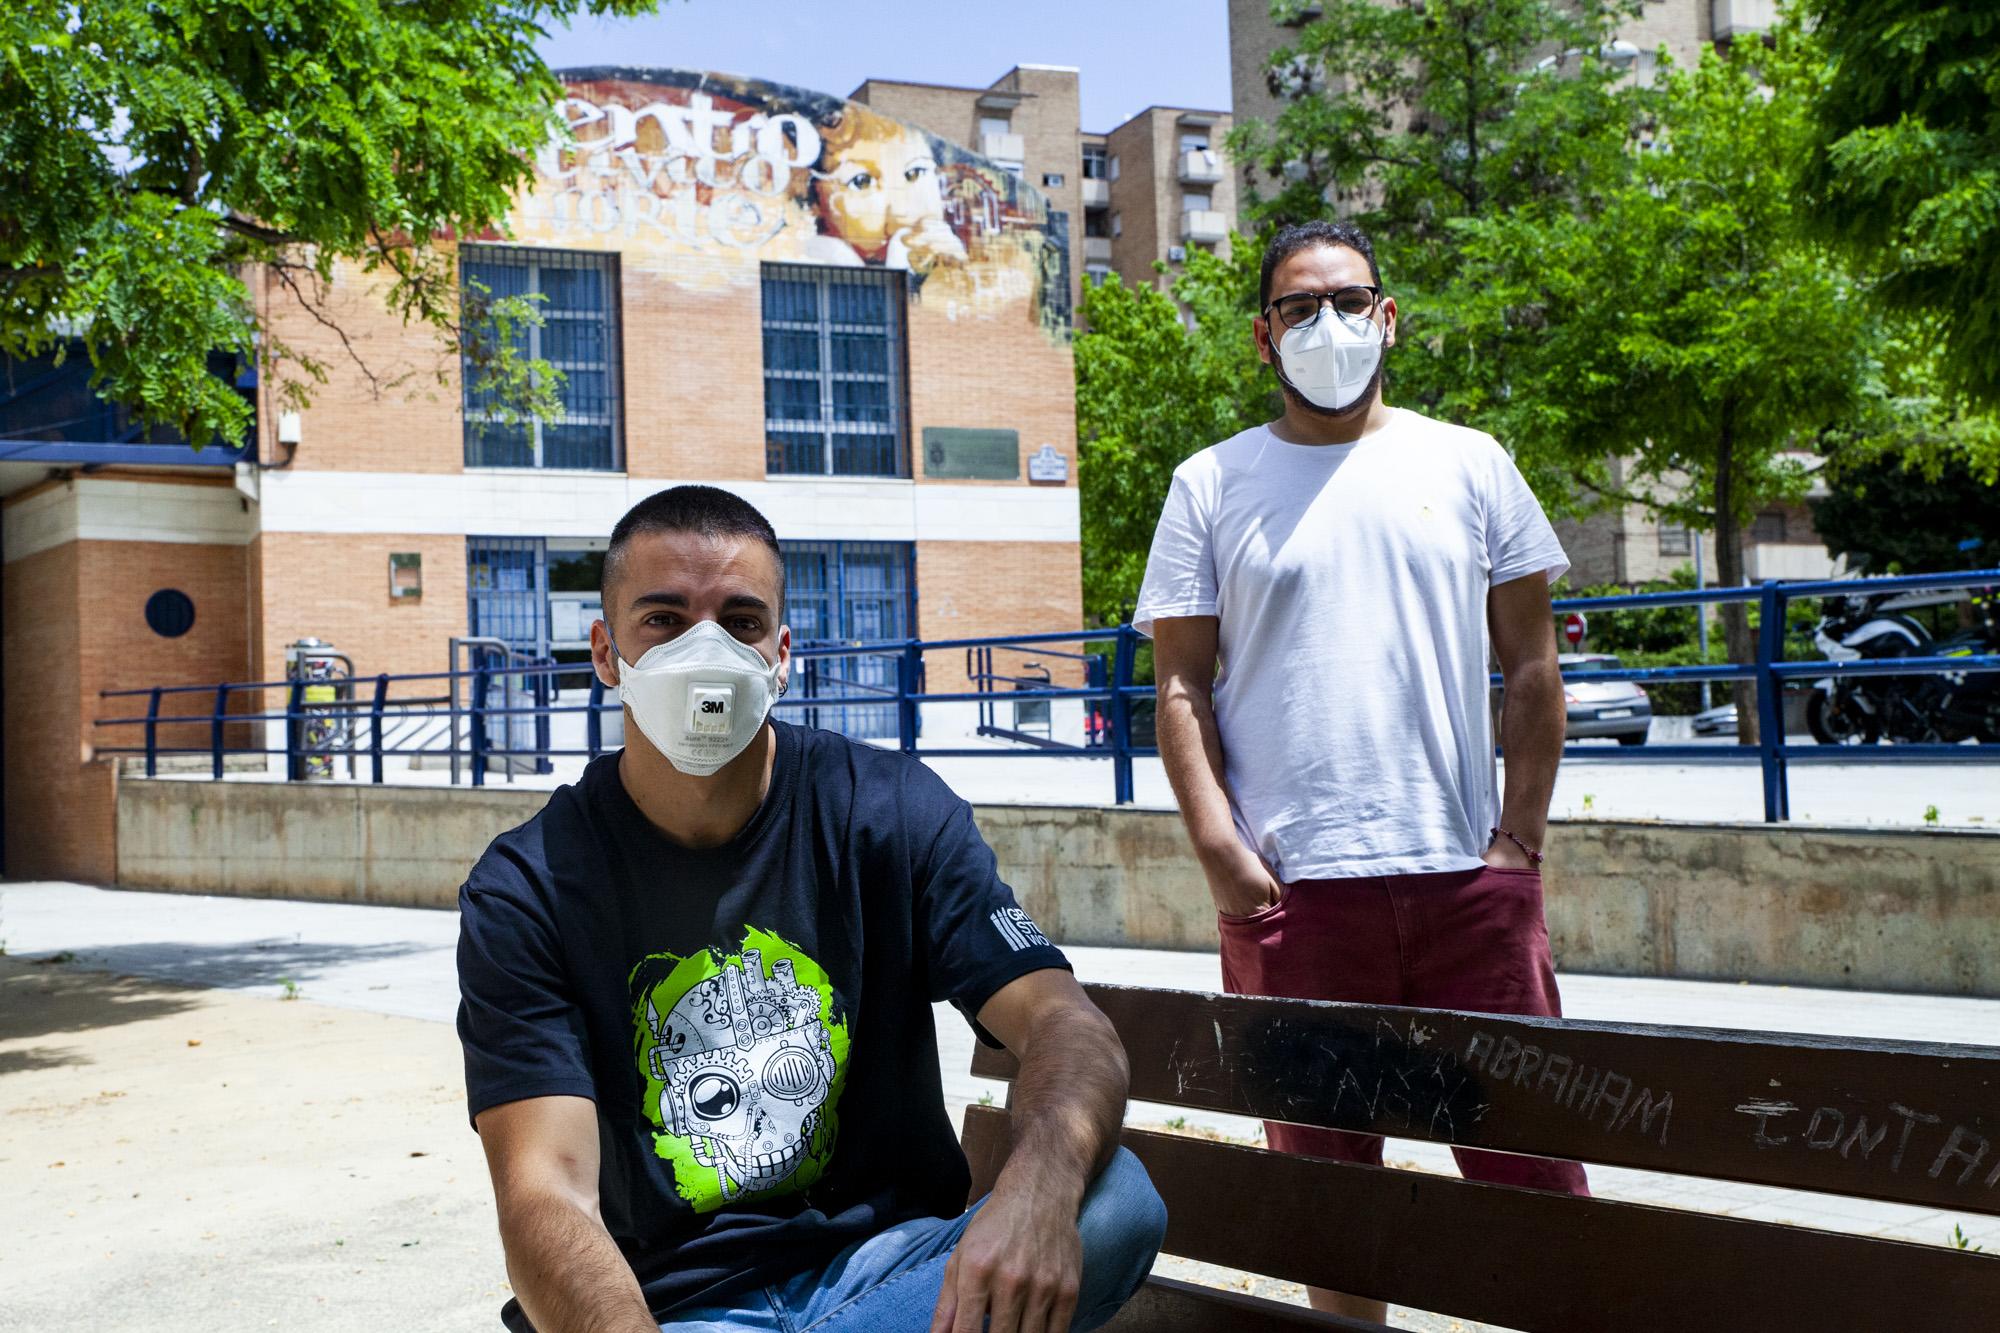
[
  {"left": 458, "top": 486, "right": 1164, "bottom": 1333},
  {"left": 1136, "top": 222, "right": 1585, "bottom": 1323}
]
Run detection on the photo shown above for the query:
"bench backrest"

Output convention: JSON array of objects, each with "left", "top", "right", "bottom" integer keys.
[{"left": 963, "top": 984, "right": 2000, "bottom": 1332}]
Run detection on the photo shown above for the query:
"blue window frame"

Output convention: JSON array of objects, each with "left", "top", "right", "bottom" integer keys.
[
  {"left": 465, "top": 537, "right": 554, "bottom": 773},
  {"left": 762, "top": 264, "right": 908, "bottom": 478},
  {"left": 462, "top": 246, "right": 622, "bottom": 471},
  {"left": 782, "top": 540, "right": 915, "bottom": 739}
]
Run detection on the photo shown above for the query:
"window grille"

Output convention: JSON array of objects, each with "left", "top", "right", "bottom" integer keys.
[{"left": 462, "top": 246, "right": 622, "bottom": 471}]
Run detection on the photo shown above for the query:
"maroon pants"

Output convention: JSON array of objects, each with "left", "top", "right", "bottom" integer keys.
[{"left": 1217, "top": 865, "right": 1589, "bottom": 1194}]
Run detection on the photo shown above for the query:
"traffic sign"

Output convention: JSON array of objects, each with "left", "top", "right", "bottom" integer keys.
[{"left": 1563, "top": 612, "right": 1588, "bottom": 649}]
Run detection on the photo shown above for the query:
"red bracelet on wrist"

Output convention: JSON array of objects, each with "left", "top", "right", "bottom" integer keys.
[{"left": 1490, "top": 827, "right": 1544, "bottom": 865}]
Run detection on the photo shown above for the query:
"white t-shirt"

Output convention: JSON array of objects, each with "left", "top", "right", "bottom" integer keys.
[{"left": 1134, "top": 409, "right": 1568, "bottom": 881}]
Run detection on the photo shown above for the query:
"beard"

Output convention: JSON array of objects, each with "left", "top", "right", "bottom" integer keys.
[{"left": 1274, "top": 351, "right": 1386, "bottom": 420}]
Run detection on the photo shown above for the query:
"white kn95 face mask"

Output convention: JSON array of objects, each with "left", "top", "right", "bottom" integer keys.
[
  {"left": 610, "top": 621, "right": 784, "bottom": 777},
  {"left": 1276, "top": 308, "right": 1384, "bottom": 413}
]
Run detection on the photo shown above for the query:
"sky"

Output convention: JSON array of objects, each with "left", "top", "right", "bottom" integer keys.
[{"left": 533, "top": 0, "right": 1235, "bottom": 133}]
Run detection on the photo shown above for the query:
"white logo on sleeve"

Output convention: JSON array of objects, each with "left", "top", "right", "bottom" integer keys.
[{"left": 990, "top": 907, "right": 1051, "bottom": 952}]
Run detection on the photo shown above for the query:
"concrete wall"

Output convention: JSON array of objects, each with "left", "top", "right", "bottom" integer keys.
[
  {"left": 979, "top": 807, "right": 2000, "bottom": 997},
  {"left": 114, "top": 779, "right": 2000, "bottom": 997},
  {"left": 117, "top": 780, "right": 532, "bottom": 910}
]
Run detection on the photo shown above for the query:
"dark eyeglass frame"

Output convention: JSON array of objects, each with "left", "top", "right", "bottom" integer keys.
[{"left": 1264, "top": 285, "right": 1384, "bottom": 330}]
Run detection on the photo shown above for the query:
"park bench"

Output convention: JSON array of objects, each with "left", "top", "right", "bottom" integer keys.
[{"left": 962, "top": 984, "right": 2000, "bottom": 1332}]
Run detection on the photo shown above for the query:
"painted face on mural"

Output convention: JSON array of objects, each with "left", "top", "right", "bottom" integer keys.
[{"left": 811, "top": 107, "right": 966, "bottom": 271}]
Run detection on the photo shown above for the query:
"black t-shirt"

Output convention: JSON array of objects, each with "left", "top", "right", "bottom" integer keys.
[{"left": 456, "top": 722, "right": 1069, "bottom": 1330}]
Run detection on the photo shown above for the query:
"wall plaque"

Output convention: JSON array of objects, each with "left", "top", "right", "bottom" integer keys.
[{"left": 922, "top": 427, "right": 1019, "bottom": 480}]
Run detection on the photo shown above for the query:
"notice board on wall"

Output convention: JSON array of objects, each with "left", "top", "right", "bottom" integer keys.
[{"left": 922, "top": 427, "right": 1019, "bottom": 480}]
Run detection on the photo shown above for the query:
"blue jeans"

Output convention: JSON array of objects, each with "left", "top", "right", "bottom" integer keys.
[{"left": 660, "top": 1147, "right": 1165, "bottom": 1331}]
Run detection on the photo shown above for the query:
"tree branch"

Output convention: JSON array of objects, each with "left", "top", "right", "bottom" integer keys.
[
  {"left": 267, "top": 261, "right": 384, "bottom": 396},
  {"left": 1577, "top": 474, "right": 1714, "bottom": 524},
  {"left": 220, "top": 214, "right": 302, "bottom": 247}
]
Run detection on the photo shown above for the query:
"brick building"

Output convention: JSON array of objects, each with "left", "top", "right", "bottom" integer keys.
[{"left": 0, "top": 68, "right": 1084, "bottom": 881}]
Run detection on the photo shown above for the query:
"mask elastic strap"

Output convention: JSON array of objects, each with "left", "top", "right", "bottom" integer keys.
[{"left": 601, "top": 622, "right": 627, "bottom": 681}]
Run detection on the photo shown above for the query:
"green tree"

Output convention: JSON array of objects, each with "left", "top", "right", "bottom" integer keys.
[
  {"left": 1798, "top": 0, "right": 2000, "bottom": 410},
  {"left": 1074, "top": 249, "right": 1275, "bottom": 624},
  {"left": 1816, "top": 449, "right": 2000, "bottom": 575},
  {"left": 0, "top": 0, "right": 656, "bottom": 448},
  {"left": 1230, "top": 0, "right": 1647, "bottom": 417},
  {"left": 1439, "top": 29, "right": 1867, "bottom": 738}
]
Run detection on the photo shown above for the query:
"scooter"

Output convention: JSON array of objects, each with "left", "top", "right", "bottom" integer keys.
[{"left": 1805, "top": 586, "right": 2000, "bottom": 744}]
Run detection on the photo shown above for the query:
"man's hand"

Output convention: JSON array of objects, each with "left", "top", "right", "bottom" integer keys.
[
  {"left": 946, "top": 971, "right": 1130, "bottom": 1333},
  {"left": 1204, "top": 839, "right": 1282, "bottom": 917},
  {"left": 930, "top": 1177, "right": 1082, "bottom": 1333}
]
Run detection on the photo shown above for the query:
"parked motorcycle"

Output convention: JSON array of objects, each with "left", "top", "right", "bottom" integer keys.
[{"left": 1805, "top": 586, "right": 2000, "bottom": 744}]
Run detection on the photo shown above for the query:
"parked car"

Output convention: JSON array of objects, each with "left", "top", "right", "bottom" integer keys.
[
  {"left": 1691, "top": 702, "right": 1738, "bottom": 736},
  {"left": 1559, "top": 653, "right": 1652, "bottom": 745}
]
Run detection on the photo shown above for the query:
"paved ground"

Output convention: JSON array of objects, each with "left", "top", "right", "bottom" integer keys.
[{"left": 4, "top": 882, "right": 1997, "bottom": 1332}]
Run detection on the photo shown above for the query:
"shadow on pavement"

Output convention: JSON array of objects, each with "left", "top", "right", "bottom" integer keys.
[
  {"left": 18, "top": 937, "right": 441, "bottom": 992},
  {"left": 0, "top": 960, "right": 202, "bottom": 1054},
  {"left": 0, "top": 1044, "right": 91, "bottom": 1075}
]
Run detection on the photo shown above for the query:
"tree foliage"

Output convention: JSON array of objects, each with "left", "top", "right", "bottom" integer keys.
[
  {"left": 0, "top": 0, "right": 657, "bottom": 447},
  {"left": 1436, "top": 29, "right": 1878, "bottom": 736},
  {"left": 1816, "top": 449, "right": 2000, "bottom": 575},
  {"left": 1798, "top": 1, "right": 2000, "bottom": 410},
  {"left": 1232, "top": 0, "right": 1647, "bottom": 422},
  {"left": 1074, "top": 250, "right": 1274, "bottom": 624}
]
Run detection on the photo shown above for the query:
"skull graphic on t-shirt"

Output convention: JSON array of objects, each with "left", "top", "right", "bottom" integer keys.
[{"left": 632, "top": 930, "right": 849, "bottom": 1210}]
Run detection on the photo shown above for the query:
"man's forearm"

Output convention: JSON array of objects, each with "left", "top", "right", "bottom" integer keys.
[
  {"left": 1498, "top": 656, "right": 1565, "bottom": 848},
  {"left": 998, "top": 1004, "right": 1129, "bottom": 1208},
  {"left": 1156, "top": 682, "right": 1239, "bottom": 866},
  {"left": 500, "top": 1192, "right": 656, "bottom": 1333}
]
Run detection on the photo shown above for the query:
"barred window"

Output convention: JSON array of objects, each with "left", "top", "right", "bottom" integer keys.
[
  {"left": 762, "top": 264, "right": 908, "bottom": 478},
  {"left": 1658, "top": 521, "right": 1692, "bottom": 557},
  {"left": 461, "top": 246, "right": 622, "bottom": 471},
  {"left": 783, "top": 540, "right": 914, "bottom": 739}
]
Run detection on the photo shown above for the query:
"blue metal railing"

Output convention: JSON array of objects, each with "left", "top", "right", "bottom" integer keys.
[{"left": 92, "top": 570, "right": 2000, "bottom": 821}]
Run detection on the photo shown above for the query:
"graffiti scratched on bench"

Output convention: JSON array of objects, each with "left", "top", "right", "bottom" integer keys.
[
  {"left": 1737, "top": 1097, "right": 2000, "bottom": 1192},
  {"left": 988, "top": 986, "right": 2000, "bottom": 1216}
]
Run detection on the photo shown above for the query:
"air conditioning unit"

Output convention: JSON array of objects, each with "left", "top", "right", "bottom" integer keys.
[{"left": 1167, "top": 246, "right": 1187, "bottom": 262}]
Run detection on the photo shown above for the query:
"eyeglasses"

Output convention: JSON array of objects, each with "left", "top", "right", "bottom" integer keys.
[{"left": 1265, "top": 286, "right": 1383, "bottom": 330}]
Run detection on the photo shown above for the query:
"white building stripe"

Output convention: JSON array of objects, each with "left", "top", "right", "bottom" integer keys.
[
  {"left": 255, "top": 470, "right": 1080, "bottom": 544},
  {"left": 3, "top": 478, "right": 256, "bottom": 564}
]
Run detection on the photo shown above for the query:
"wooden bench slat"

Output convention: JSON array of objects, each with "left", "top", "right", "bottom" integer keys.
[
  {"left": 971, "top": 984, "right": 2000, "bottom": 1216},
  {"left": 1100, "top": 1277, "right": 1391, "bottom": 1332},
  {"left": 962, "top": 1107, "right": 2000, "bottom": 1333}
]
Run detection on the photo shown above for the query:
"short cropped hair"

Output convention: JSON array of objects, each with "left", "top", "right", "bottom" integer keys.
[
  {"left": 602, "top": 485, "right": 784, "bottom": 607},
  {"left": 1258, "top": 220, "right": 1382, "bottom": 309}
]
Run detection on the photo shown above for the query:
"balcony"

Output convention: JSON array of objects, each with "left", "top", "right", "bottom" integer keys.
[
  {"left": 1181, "top": 209, "right": 1228, "bottom": 244},
  {"left": 1178, "top": 149, "right": 1224, "bottom": 185},
  {"left": 1711, "top": 0, "right": 1775, "bottom": 40},
  {"left": 980, "top": 132, "right": 1025, "bottom": 169},
  {"left": 1084, "top": 237, "right": 1113, "bottom": 263},
  {"left": 1081, "top": 177, "right": 1110, "bottom": 209}
]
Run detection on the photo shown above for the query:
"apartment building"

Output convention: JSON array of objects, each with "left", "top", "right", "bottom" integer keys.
[
  {"left": 854, "top": 66, "right": 1239, "bottom": 299},
  {"left": 0, "top": 67, "right": 1083, "bottom": 881},
  {"left": 1084, "top": 106, "right": 1238, "bottom": 294},
  {"left": 1227, "top": 0, "right": 1825, "bottom": 588}
]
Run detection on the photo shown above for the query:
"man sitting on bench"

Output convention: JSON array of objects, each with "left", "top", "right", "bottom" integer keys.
[{"left": 456, "top": 486, "right": 1165, "bottom": 1332}]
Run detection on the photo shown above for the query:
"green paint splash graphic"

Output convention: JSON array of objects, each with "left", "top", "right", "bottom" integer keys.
[{"left": 630, "top": 927, "right": 850, "bottom": 1212}]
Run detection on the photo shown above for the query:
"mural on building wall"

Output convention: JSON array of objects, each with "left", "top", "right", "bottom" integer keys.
[{"left": 507, "top": 68, "right": 1069, "bottom": 336}]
